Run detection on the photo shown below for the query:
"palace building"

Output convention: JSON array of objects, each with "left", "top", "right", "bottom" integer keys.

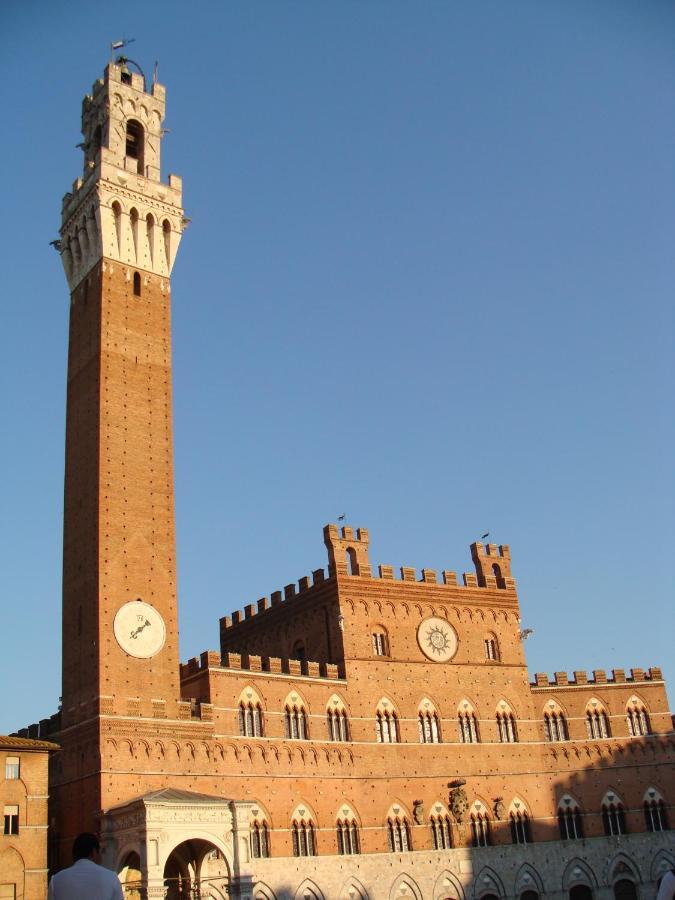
[{"left": 15, "top": 60, "right": 674, "bottom": 900}]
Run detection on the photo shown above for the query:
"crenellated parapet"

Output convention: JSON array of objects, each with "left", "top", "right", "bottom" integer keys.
[
  {"left": 531, "top": 667, "right": 664, "bottom": 689},
  {"left": 221, "top": 524, "right": 518, "bottom": 638},
  {"left": 58, "top": 61, "right": 184, "bottom": 291},
  {"left": 180, "top": 649, "right": 344, "bottom": 682}
]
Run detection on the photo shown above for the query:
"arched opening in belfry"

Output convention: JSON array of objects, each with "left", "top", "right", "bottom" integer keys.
[
  {"left": 118, "top": 851, "right": 142, "bottom": 899},
  {"left": 125, "top": 119, "right": 145, "bottom": 175},
  {"left": 492, "top": 563, "right": 504, "bottom": 588},
  {"left": 93, "top": 124, "right": 102, "bottom": 155},
  {"left": 346, "top": 546, "right": 358, "bottom": 575},
  {"left": 163, "top": 839, "right": 229, "bottom": 899}
]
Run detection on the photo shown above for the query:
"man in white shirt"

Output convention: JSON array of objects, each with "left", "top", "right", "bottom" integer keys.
[
  {"left": 48, "top": 832, "right": 124, "bottom": 900},
  {"left": 656, "top": 870, "right": 675, "bottom": 900}
]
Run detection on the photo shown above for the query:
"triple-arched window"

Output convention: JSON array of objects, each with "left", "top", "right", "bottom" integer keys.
[
  {"left": 626, "top": 698, "right": 650, "bottom": 736},
  {"left": 284, "top": 704, "right": 308, "bottom": 740},
  {"left": 239, "top": 700, "right": 264, "bottom": 737},
  {"left": 386, "top": 815, "right": 411, "bottom": 852},
  {"left": 558, "top": 796, "right": 583, "bottom": 840},
  {"left": 643, "top": 789, "right": 668, "bottom": 832},
  {"left": 291, "top": 818, "right": 316, "bottom": 856},
  {"left": 418, "top": 701, "right": 441, "bottom": 743},
  {"left": 543, "top": 705, "right": 568, "bottom": 741},
  {"left": 327, "top": 706, "right": 349, "bottom": 742},
  {"left": 376, "top": 704, "right": 399, "bottom": 743},
  {"left": 586, "top": 702, "right": 611, "bottom": 739},
  {"left": 336, "top": 815, "right": 360, "bottom": 855},
  {"left": 470, "top": 803, "right": 491, "bottom": 847},
  {"left": 509, "top": 810, "right": 532, "bottom": 844},
  {"left": 496, "top": 706, "right": 518, "bottom": 742},
  {"left": 458, "top": 702, "right": 479, "bottom": 743},
  {"left": 601, "top": 793, "right": 627, "bottom": 836},
  {"left": 430, "top": 812, "right": 452, "bottom": 849}
]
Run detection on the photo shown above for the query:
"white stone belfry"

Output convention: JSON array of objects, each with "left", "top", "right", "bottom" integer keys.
[{"left": 59, "top": 60, "right": 184, "bottom": 291}]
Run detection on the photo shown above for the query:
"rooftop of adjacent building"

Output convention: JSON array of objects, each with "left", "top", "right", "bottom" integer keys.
[{"left": 1, "top": 734, "right": 59, "bottom": 752}]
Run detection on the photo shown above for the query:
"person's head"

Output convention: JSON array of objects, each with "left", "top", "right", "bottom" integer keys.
[{"left": 72, "top": 832, "right": 100, "bottom": 862}]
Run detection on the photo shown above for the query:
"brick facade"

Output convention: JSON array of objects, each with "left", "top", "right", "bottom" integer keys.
[
  {"left": 0, "top": 736, "right": 58, "bottom": 900},
  {"left": 16, "top": 61, "right": 674, "bottom": 900}
]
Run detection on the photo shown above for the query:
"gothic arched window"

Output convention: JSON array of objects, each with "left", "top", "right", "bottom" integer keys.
[
  {"left": 470, "top": 810, "right": 491, "bottom": 847},
  {"left": 386, "top": 816, "right": 411, "bottom": 852},
  {"left": 336, "top": 816, "right": 360, "bottom": 854},
  {"left": 643, "top": 789, "right": 668, "bottom": 832},
  {"left": 418, "top": 702, "right": 441, "bottom": 744},
  {"left": 284, "top": 704, "right": 308, "bottom": 740},
  {"left": 496, "top": 708, "right": 518, "bottom": 742},
  {"left": 375, "top": 708, "right": 399, "bottom": 743},
  {"left": 250, "top": 818, "right": 270, "bottom": 858},
  {"left": 544, "top": 709, "right": 568, "bottom": 741},
  {"left": 586, "top": 703, "right": 611, "bottom": 739},
  {"left": 626, "top": 699, "right": 650, "bottom": 736},
  {"left": 239, "top": 701, "right": 263, "bottom": 737},
  {"left": 291, "top": 819, "right": 316, "bottom": 856},
  {"left": 458, "top": 702, "right": 479, "bottom": 743},
  {"left": 509, "top": 810, "right": 532, "bottom": 844},
  {"left": 327, "top": 706, "right": 349, "bottom": 742},
  {"left": 557, "top": 797, "right": 583, "bottom": 840},
  {"left": 601, "top": 794, "right": 627, "bottom": 836},
  {"left": 430, "top": 813, "right": 452, "bottom": 849}
]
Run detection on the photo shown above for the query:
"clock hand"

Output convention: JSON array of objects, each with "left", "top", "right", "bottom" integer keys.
[{"left": 129, "top": 619, "right": 152, "bottom": 639}]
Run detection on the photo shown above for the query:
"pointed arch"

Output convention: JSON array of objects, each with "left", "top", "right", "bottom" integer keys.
[
  {"left": 376, "top": 697, "right": 400, "bottom": 743},
  {"left": 543, "top": 697, "right": 569, "bottom": 741},
  {"left": 284, "top": 689, "right": 309, "bottom": 740},
  {"left": 562, "top": 858, "right": 598, "bottom": 890},
  {"left": 473, "top": 865, "right": 505, "bottom": 899},
  {"left": 336, "top": 801, "right": 361, "bottom": 855},
  {"left": 507, "top": 797, "right": 532, "bottom": 844},
  {"left": 458, "top": 697, "right": 480, "bottom": 743},
  {"left": 514, "top": 864, "right": 544, "bottom": 898},
  {"left": 607, "top": 853, "right": 642, "bottom": 886},
  {"left": 495, "top": 700, "right": 518, "bottom": 743},
  {"left": 389, "top": 874, "right": 423, "bottom": 900},
  {"left": 643, "top": 787, "right": 669, "bottom": 832},
  {"left": 239, "top": 686, "right": 265, "bottom": 737},
  {"left": 434, "top": 869, "right": 466, "bottom": 900},
  {"left": 586, "top": 697, "right": 611, "bottom": 738},
  {"left": 253, "top": 883, "right": 277, "bottom": 900},
  {"left": 418, "top": 696, "right": 442, "bottom": 744},
  {"left": 339, "top": 876, "right": 369, "bottom": 900},
  {"left": 294, "top": 879, "right": 325, "bottom": 900},
  {"left": 327, "top": 693, "right": 350, "bottom": 741},
  {"left": 650, "top": 850, "right": 675, "bottom": 883},
  {"left": 558, "top": 794, "right": 584, "bottom": 840}
]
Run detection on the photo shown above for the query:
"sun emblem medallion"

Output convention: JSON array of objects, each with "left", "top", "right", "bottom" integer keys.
[{"left": 417, "top": 616, "right": 458, "bottom": 663}]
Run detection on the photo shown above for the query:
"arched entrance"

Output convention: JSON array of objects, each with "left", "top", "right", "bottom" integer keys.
[
  {"left": 119, "top": 851, "right": 142, "bottom": 898},
  {"left": 164, "top": 840, "right": 230, "bottom": 898},
  {"left": 613, "top": 881, "right": 638, "bottom": 900},
  {"left": 570, "top": 887, "right": 593, "bottom": 900}
]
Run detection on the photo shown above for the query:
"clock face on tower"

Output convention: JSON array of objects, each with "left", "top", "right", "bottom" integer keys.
[
  {"left": 113, "top": 599, "right": 166, "bottom": 659},
  {"left": 417, "top": 616, "right": 458, "bottom": 662}
]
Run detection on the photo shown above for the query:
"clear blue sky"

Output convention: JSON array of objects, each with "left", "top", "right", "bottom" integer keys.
[{"left": 1, "top": 1, "right": 673, "bottom": 733}]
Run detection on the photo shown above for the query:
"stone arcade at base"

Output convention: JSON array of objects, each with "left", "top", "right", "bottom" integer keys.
[{"left": 13, "top": 61, "right": 673, "bottom": 900}]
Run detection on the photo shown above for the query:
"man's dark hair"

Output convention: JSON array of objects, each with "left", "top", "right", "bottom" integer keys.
[{"left": 72, "top": 832, "right": 100, "bottom": 861}]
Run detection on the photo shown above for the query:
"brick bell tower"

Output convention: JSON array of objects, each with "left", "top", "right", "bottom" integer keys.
[{"left": 55, "top": 58, "right": 185, "bottom": 842}]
